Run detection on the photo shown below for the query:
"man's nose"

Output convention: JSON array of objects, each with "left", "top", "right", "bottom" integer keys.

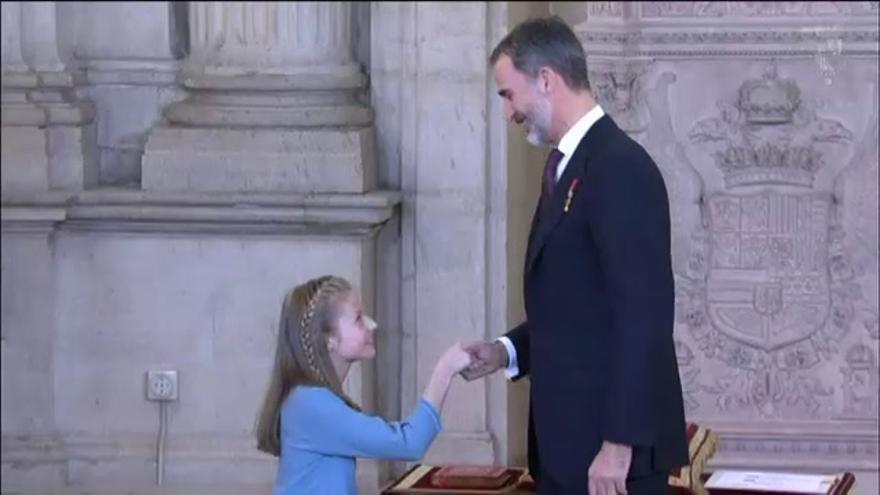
[
  {"left": 365, "top": 316, "right": 378, "bottom": 332},
  {"left": 503, "top": 102, "right": 515, "bottom": 123}
]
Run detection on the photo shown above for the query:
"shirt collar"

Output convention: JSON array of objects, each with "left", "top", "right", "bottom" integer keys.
[{"left": 556, "top": 105, "right": 605, "bottom": 157}]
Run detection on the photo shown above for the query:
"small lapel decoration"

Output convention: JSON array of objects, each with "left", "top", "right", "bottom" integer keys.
[{"left": 563, "top": 177, "right": 581, "bottom": 213}]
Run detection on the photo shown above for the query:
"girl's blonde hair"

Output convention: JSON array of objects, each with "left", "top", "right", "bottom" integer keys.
[{"left": 255, "top": 275, "right": 360, "bottom": 456}]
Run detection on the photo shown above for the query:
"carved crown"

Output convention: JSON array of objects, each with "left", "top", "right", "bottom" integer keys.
[
  {"left": 689, "top": 64, "right": 853, "bottom": 189},
  {"left": 846, "top": 344, "right": 876, "bottom": 369},
  {"left": 738, "top": 65, "right": 801, "bottom": 124},
  {"left": 714, "top": 142, "right": 821, "bottom": 188}
]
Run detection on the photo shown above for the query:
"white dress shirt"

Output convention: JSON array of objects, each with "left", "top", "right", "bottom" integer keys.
[{"left": 497, "top": 104, "right": 606, "bottom": 379}]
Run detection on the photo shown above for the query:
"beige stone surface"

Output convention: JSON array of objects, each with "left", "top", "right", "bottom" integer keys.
[
  {"left": 0, "top": 127, "right": 50, "bottom": 193},
  {"left": 143, "top": 127, "right": 376, "bottom": 193}
]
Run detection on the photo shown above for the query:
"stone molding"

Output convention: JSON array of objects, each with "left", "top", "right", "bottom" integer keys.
[
  {"left": 638, "top": 2, "right": 879, "bottom": 18},
  {"left": 577, "top": 11, "right": 879, "bottom": 57},
  {"left": 78, "top": 59, "right": 179, "bottom": 87},
  {"left": 1, "top": 189, "right": 400, "bottom": 236},
  {"left": 705, "top": 420, "right": 879, "bottom": 470},
  {"left": 0, "top": 432, "right": 265, "bottom": 462}
]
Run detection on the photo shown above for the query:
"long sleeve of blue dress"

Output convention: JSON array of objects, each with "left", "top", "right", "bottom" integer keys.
[
  {"left": 274, "top": 386, "right": 443, "bottom": 495},
  {"left": 287, "top": 386, "right": 442, "bottom": 460}
]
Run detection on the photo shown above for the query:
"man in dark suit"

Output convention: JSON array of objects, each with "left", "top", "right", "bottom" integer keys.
[{"left": 462, "top": 17, "right": 689, "bottom": 495}]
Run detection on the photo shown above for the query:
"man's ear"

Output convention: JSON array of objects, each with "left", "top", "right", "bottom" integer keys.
[{"left": 537, "top": 66, "right": 554, "bottom": 94}]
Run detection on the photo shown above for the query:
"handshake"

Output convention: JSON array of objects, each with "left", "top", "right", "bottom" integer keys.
[{"left": 439, "top": 341, "right": 510, "bottom": 382}]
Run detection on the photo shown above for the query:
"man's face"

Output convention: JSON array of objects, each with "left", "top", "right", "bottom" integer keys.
[{"left": 493, "top": 54, "right": 553, "bottom": 146}]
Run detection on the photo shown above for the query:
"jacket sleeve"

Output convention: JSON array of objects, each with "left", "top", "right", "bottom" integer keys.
[{"left": 505, "top": 321, "right": 531, "bottom": 380}]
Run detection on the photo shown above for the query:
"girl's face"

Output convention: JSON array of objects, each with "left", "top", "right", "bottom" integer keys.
[{"left": 328, "top": 289, "right": 377, "bottom": 362}]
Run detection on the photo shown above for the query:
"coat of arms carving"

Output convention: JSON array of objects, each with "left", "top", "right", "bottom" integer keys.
[{"left": 677, "top": 64, "right": 872, "bottom": 418}]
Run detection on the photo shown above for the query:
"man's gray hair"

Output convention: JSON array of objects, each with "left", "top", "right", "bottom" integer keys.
[{"left": 489, "top": 16, "right": 590, "bottom": 91}]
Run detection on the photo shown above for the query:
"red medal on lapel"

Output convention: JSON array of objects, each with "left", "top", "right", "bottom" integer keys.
[{"left": 564, "top": 177, "right": 580, "bottom": 213}]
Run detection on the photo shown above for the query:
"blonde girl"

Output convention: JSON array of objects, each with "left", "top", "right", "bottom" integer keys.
[{"left": 256, "top": 275, "right": 471, "bottom": 494}]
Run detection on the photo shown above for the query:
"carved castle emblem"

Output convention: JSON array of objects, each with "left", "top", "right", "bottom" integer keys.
[
  {"left": 590, "top": 61, "right": 649, "bottom": 134},
  {"left": 682, "top": 65, "right": 861, "bottom": 417}
]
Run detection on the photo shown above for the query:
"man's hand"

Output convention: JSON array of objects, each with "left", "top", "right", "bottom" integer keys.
[
  {"left": 588, "top": 441, "right": 631, "bottom": 495},
  {"left": 437, "top": 342, "right": 473, "bottom": 377},
  {"left": 459, "top": 341, "right": 508, "bottom": 381}
]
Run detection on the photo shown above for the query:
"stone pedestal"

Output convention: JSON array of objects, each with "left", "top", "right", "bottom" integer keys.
[
  {"left": 58, "top": 1, "right": 185, "bottom": 187},
  {"left": 1, "top": 1, "right": 96, "bottom": 197},
  {"left": 142, "top": 2, "right": 375, "bottom": 194}
]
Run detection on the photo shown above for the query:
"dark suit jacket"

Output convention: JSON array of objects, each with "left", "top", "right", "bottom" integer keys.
[{"left": 506, "top": 114, "right": 688, "bottom": 493}]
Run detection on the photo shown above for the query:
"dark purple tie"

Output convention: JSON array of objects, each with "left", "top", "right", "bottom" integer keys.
[{"left": 542, "top": 148, "right": 564, "bottom": 199}]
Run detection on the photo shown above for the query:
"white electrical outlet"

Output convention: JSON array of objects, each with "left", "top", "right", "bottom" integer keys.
[{"left": 146, "top": 370, "right": 179, "bottom": 401}]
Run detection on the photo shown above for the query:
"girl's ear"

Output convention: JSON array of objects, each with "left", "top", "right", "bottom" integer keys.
[{"left": 327, "top": 334, "right": 339, "bottom": 353}]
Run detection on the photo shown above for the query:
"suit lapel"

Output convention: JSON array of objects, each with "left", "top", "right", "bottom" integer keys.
[
  {"left": 525, "top": 115, "right": 617, "bottom": 275},
  {"left": 525, "top": 160, "right": 583, "bottom": 274}
]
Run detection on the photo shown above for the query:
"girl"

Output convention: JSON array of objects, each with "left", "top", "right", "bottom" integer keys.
[{"left": 256, "top": 275, "right": 472, "bottom": 494}]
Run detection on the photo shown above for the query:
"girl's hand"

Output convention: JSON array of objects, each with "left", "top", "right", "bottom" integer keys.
[{"left": 439, "top": 342, "right": 472, "bottom": 376}]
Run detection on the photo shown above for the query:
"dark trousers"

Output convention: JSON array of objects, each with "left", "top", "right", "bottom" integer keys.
[
  {"left": 627, "top": 472, "right": 670, "bottom": 495},
  {"left": 529, "top": 411, "right": 670, "bottom": 494},
  {"left": 535, "top": 470, "right": 670, "bottom": 494}
]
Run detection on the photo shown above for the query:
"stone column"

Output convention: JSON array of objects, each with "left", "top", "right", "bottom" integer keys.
[
  {"left": 143, "top": 1, "right": 375, "bottom": 193},
  {"left": 2, "top": 4, "right": 89, "bottom": 485},
  {"left": 1, "top": 1, "right": 96, "bottom": 196},
  {"left": 371, "top": 2, "right": 512, "bottom": 470},
  {"left": 62, "top": 1, "right": 185, "bottom": 187},
  {"left": 1, "top": 2, "right": 28, "bottom": 73}
]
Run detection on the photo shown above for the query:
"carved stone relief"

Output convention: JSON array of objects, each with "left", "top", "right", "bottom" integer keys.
[
  {"left": 586, "top": 2, "right": 624, "bottom": 18},
  {"left": 673, "top": 64, "right": 879, "bottom": 420},
  {"left": 576, "top": 5, "right": 878, "bottom": 59},
  {"left": 866, "top": 310, "right": 880, "bottom": 340},
  {"left": 834, "top": 76, "right": 879, "bottom": 347},
  {"left": 676, "top": 339, "right": 704, "bottom": 411},
  {"left": 582, "top": 51, "right": 877, "bottom": 432},
  {"left": 640, "top": 2, "right": 879, "bottom": 18},
  {"left": 840, "top": 344, "right": 879, "bottom": 418},
  {"left": 581, "top": 29, "right": 877, "bottom": 49},
  {"left": 589, "top": 60, "right": 651, "bottom": 135}
]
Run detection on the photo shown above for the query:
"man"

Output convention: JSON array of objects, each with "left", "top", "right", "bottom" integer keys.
[{"left": 462, "top": 17, "right": 688, "bottom": 495}]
